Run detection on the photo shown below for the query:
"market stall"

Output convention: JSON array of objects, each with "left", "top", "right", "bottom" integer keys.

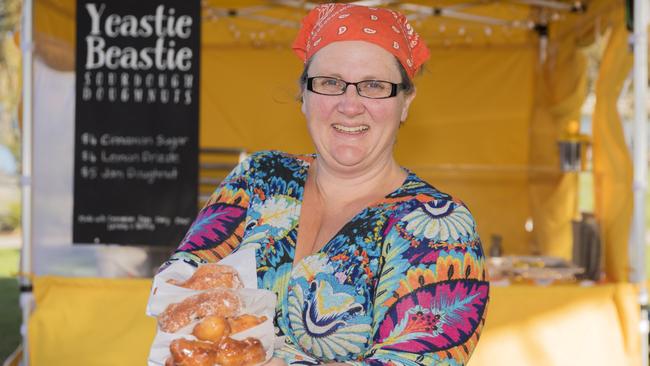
[{"left": 16, "top": 0, "right": 648, "bottom": 365}]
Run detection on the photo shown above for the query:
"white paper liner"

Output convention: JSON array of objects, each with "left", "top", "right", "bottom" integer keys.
[{"left": 147, "top": 248, "right": 276, "bottom": 366}]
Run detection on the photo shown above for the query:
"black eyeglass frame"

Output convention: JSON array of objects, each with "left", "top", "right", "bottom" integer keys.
[{"left": 306, "top": 76, "right": 405, "bottom": 99}]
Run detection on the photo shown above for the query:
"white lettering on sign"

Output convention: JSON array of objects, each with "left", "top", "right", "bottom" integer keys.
[{"left": 83, "top": 4, "right": 194, "bottom": 71}]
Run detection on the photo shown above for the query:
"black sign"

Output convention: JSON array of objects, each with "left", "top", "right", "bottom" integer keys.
[
  {"left": 73, "top": 0, "right": 200, "bottom": 246},
  {"left": 626, "top": 0, "right": 633, "bottom": 32}
]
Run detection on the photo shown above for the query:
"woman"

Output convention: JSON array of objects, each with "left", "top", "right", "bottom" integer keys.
[{"left": 164, "top": 3, "right": 489, "bottom": 365}]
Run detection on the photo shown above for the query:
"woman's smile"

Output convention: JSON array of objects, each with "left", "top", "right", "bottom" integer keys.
[{"left": 331, "top": 123, "right": 369, "bottom": 135}]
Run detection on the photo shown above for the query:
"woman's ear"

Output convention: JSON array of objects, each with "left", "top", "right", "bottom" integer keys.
[
  {"left": 300, "top": 93, "right": 307, "bottom": 115},
  {"left": 400, "top": 88, "right": 416, "bottom": 122}
]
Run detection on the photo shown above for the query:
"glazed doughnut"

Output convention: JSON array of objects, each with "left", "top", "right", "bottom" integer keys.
[
  {"left": 168, "top": 264, "right": 243, "bottom": 290},
  {"left": 168, "top": 338, "right": 218, "bottom": 366},
  {"left": 228, "top": 314, "right": 268, "bottom": 334},
  {"left": 158, "top": 288, "right": 242, "bottom": 333},
  {"left": 215, "top": 337, "right": 266, "bottom": 366},
  {"left": 192, "top": 315, "right": 231, "bottom": 343}
]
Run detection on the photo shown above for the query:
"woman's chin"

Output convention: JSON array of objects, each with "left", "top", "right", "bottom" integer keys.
[{"left": 326, "top": 146, "right": 370, "bottom": 169}]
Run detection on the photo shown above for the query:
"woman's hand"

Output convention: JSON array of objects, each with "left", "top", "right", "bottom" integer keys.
[{"left": 264, "top": 357, "right": 288, "bottom": 366}]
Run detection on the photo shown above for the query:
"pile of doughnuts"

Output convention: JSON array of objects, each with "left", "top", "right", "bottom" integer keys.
[{"left": 158, "top": 263, "right": 268, "bottom": 366}]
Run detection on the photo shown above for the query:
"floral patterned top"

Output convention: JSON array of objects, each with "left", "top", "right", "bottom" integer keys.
[{"left": 165, "top": 150, "right": 489, "bottom": 366}]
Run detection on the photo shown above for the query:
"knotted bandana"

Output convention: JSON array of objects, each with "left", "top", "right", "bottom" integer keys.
[{"left": 292, "top": 3, "right": 430, "bottom": 78}]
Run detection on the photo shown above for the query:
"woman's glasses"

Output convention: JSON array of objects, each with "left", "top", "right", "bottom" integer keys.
[{"left": 306, "top": 76, "right": 405, "bottom": 99}]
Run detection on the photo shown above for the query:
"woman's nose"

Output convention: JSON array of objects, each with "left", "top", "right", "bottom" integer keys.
[{"left": 337, "top": 84, "right": 365, "bottom": 115}]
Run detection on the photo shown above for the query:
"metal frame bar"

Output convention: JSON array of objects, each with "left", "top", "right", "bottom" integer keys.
[
  {"left": 399, "top": 2, "right": 531, "bottom": 28},
  {"left": 269, "top": 0, "right": 317, "bottom": 10},
  {"left": 350, "top": 0, "right": 399, "bottom": 6},
  {"left": 19, "top": 0, "right": 34, "bottom": 364},
  {"left": 201, "top": 0, "right": 579, "bottom": 31},
  {"left": 511, "top": 0, "right": 583, "bottom": 11},
  {"left": 630, "top": 0, "right": 649, "bottom": 363},
  {"left": 242, "top": 13, "right": 300, "bottom": 28}
]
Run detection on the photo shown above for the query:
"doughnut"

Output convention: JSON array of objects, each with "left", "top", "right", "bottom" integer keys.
[
  {"left": 228, "top": 314, "right": 268, "bottom": 334},
  {"left": 158, "top": 288, "right": 242, "bottom": 333},
  {"left": 168, "top": 338, "right": 218, "bottom": 366},
  {"left": 168, "top": 264, "right": 243, "bottom": 290},
  {"left": 166, "top": 336, "right": 265, "bottom": 366},
  {"left": 215, "top": 337, "right": 266, "bottom": 366},
  {"left": 192, "top": 315, "right": 231, "bottom": 343}
]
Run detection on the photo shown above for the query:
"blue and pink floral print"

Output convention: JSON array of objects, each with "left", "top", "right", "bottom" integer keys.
[{"left": 164, "top": 150, "right": 489, "bottom": 365}]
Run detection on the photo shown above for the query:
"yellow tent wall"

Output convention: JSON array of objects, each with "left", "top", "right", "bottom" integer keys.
[
  {"left": 28, "top": 277, "right": 156, "bottom": 365},
  {"left": 593, "top": 16, "right": 634, "bottom": 282},
  {"left": 197, "top": 43, "right": 541, "bottom": 257}
]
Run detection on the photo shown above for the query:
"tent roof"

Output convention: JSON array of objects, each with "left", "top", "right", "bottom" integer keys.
[
  {"left": 38, "top": 0, "right": 621, "bottom": 48},
  {"left": 196, "top": 0, "right": 620, "bottom": 47}
]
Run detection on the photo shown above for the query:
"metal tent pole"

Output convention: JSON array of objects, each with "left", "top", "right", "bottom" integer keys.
[
  {"left": 631, "top": 0, "right": 649, "bottom": 363},
  {"left": 19, "top": 0, "right": 34, "bottom": 364}
]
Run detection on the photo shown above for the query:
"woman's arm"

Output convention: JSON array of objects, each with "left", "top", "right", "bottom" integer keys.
[
  {"left": 351, "top": 199, "right": 490, "bottom": 365},
  {"left": 159, "top": 155, "right": 254, "bottom": 270}
]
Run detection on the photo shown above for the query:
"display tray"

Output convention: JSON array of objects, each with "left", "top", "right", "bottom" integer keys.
[{"left": 488, "top": 255, "right": 584, "bottom": 285}]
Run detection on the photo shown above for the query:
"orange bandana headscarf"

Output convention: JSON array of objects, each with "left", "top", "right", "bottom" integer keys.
[{"left": 292, "top": 3, "right": 430, "bottom": 78}]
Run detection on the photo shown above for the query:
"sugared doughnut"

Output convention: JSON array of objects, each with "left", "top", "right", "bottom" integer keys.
[
  {"left": 168, "top": 264, "right": 243, "bottom": 290},
  {"left": 158, "top": 288, "right": 242, "bottom": 333}
]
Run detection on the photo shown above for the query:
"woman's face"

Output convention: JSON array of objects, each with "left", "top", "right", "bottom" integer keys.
[{"left": 301, "top": 40, "right": 416, "bottom": 173}]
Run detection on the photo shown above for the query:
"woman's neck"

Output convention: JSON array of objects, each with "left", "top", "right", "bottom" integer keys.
[{"left": 310, "top": 155, "right": 406, "bottom": 204}]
